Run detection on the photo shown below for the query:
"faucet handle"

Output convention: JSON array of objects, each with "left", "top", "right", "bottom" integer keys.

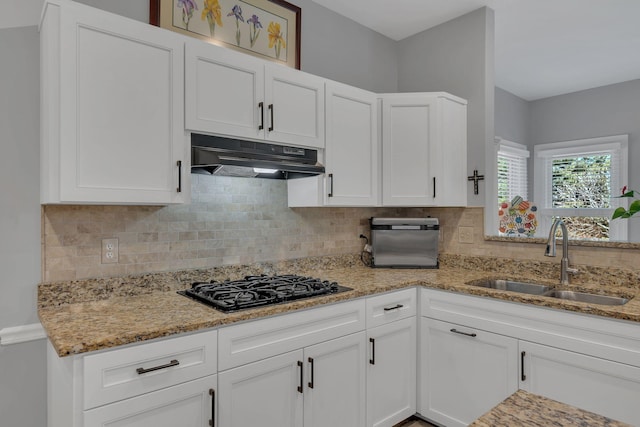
[{"left": 566, "top": 267, "right": 579, "bottom": 275}]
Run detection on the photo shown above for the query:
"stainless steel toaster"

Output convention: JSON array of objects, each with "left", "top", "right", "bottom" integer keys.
[{"left": 370, "top": 217, "right": 439, "bottom": 268}]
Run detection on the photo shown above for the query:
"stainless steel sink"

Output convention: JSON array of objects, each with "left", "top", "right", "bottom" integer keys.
[
  {"left": 542, "top": 290, "right": 630, "bottom": 306},
  {"left": 467, "top": 279, "right": 632, "bottom": 306},
  {"left": 467, "top": 279, "right": 554, "bottom": 295}
]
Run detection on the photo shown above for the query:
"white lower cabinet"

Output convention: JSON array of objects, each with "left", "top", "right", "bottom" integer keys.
[
  {"left": 419, "top": 288, "right": 640, "bottom": 427},
  {"left": 218, "top": 332, "right": 366, "bottom": 427},
  {"left": 217, "top": 299, "right": 367, "bottom": 427},
  {"left": 367, "top": 317, "right": 417, "bottom": 427},
  {"left": 520, "top": 340, "right": 640, "bottom": 426},
  {"left": 218, "top": 350, "right": 303, "bottom": 427},
  {"left": 84, "top": 375, "right": 216, "bottom": 427},
  {"left": 304, "top": 332, "right": 367, "bottom": 427},
  {"left": 47, "top": 330, "right": 218, "bottom": 427},
  {"left": 419, "top": 317, "right": 518, "bottom": 427}
]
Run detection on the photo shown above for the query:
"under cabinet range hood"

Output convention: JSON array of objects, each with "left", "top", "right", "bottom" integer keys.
[{"left": 191, "top": 133, "right": 325, "bottom": 179}]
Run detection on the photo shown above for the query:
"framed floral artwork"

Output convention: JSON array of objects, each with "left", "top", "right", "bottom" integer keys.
[{"left": 150, "top": 0, "right": 301, "bottom": 69}]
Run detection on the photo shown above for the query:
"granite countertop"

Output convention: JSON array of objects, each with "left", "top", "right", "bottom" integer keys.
[
  {"left": 469, "top": 390, "right": 631, "bottom": 427},
  {"left": 38, "top": 254, "right": 640, "bottom": 357}
]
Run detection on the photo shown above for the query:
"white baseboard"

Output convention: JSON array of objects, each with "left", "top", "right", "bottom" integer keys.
[{"left": 0, "top": 323, "right": 46, "bottom": 345}]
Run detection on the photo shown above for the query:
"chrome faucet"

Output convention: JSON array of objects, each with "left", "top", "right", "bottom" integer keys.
[{"left": 544, "top": 218, "right": 578, "bottom": 285}]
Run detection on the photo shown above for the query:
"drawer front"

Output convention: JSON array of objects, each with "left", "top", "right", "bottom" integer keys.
[
  {"left": 420, "top": 287, "right": 640, "bottom": 367},
  {"left": 218, "top": 300, "right": 366, "bottom": 371},
  {"left": 84, "top": 374, "right": 217, "bottom": 427},
  {"left": 366, "top": 288, "right": 417, "bottom": 328},
  {"left": 83, "top": 329, "right": 217, "bottom": 410}
]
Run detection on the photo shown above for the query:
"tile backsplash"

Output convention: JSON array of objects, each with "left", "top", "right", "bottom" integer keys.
[
  {"left": 42, "top": 174, "right": 640, "bottom": 282},
  {"left": 43, "top": 175, "right": 405, "bottom": 281}
]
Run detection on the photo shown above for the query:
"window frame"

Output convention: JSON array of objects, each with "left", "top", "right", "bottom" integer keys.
[{"left": 533, "top": 134, "right": 629, "bottom": 241}]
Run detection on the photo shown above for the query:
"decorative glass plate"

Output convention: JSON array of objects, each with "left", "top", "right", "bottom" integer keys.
[{"left": 498, "top": 197, "right": 538, "bottom": 236}]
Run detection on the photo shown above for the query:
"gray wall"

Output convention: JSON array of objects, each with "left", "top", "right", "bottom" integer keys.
[
  {"left": 0, "top": 1, "right": 399, "bottom": 425},
  {"left": 0, "top": 25, "right": 46, "bottom": 427},
  {"left": 78, "top": 0, "right": 399, "bottom": 93},
  {"left": 397, "top": 7, "right": 495, "bottom": 206},
  {"left": 530, "top": 79, "right": 640, "bottom": 241},
  {"left": 495, "top": 86, "right": 529, "bottom": 146}
]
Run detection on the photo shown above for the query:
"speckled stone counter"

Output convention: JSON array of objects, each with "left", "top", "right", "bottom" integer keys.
[
  {"left": 38, "top": 254, "right": 640, "bottom": 357},
  {"left": 469, "top": 390, "right": 631, "bottom": 426}
]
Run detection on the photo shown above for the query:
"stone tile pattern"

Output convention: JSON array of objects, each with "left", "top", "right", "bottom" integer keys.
[
  {"left": 43, "top": 175, "right": 408, "bottom": 281},
  {"left": 469, "top": 390, "right": 631, "bottom": 427},
  {"left": 43, "top": 175, "right": 640, "bottom": 282},
  {"left": 39, "top": 254, "right": 640, "bottom": 356}
]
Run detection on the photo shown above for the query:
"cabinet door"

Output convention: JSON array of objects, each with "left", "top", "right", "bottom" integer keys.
[
  {"left": 185, "top": 40, "right": 265, "bottom": 140},
  {"left": 430, "top": 96, "right": 467, "bottom": 206},
  {"left": 419, "top": 318, "right": 518, "bottom": 427},
  {"left": 265, "top": 65, "right": 325, "bottom": 148},
  {"left": 381, "top": 96, "right": 437, "bottom": 206},
  {"left": 83, "top": 375, "right": 216, "bottom": 427},
  {"left": 218, "top": 350, "right": 303, "bottom": 427},
  {"left": 325, "top": 82, "right": 379, "bottom": 206},
  {"left": 367, "top": 317, "right": 416, "bottom": 427},
  {"left": 53, "top": 3, "right": 186, "bottom": 204},
  {"left": 520, "top": 340, "right": 640, "bottom": 426},
  {"left": 304, "top": 332, "right": 366, "bottom": 427}
]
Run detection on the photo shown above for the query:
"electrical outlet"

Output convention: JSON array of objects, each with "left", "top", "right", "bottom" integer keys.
[
  {"left": 102, "top": 238, "right": 119, "bottom": 264},
  {"left": 458, "top": 227, "right": 474, "bottom": 244}
]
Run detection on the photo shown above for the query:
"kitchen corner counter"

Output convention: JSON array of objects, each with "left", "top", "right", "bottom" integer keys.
[
  {"left": 38, "top": 255, "right": 640, "bottom": 357},
  {"left": 469, "top": 390, "right": 632, "bottom": 427}
]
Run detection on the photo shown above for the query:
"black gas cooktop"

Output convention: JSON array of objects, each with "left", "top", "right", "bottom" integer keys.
[{"left": 178, "top": 274, "right": 352, "bottom": 312}]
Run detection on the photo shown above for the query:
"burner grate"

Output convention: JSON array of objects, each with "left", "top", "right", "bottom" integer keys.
[{"left": 178, "top": 274, "right": 352, "bottom": 312}]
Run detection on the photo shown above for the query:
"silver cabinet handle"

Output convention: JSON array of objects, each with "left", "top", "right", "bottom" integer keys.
[{"left": 136, "top": 359, "right": 179, "bottom": 375}]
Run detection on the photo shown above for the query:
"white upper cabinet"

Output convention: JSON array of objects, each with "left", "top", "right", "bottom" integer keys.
[
  {"left": 381, "top": 93, "right": 467, "bottom": 207},
  {"left": 265, "top": 65, "right": 325, "bottom": 148},
  {"left": 430, "top": 94, "right": 468, "bottom": 206},
  {"left": 288, "top": 81, "right": 378, "bottom": 207},
  {"left": 185, "top": 40, "right": 265, "bottom": 141},
  {"left": 40, "top": 0, "right": 188, "bottom": 205},
  {"left": 185, "top": 40, "right": 325, "bottom": 149},
  {"left": 324, "top": 82, "right": 379, "bottom": 206}
]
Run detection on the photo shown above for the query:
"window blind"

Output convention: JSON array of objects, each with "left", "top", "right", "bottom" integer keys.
[{"left": 497, "top": 148, "right": 528, "bottom": 203}]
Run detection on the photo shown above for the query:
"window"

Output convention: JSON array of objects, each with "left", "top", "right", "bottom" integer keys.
[
  {"left": 497, "top": 139, "right": 529, "bottom": 203},
  {"left": 534, "top": 135, "right": 628, "bottom": 241}
]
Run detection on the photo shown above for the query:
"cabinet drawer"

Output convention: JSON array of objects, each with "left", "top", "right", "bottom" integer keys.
[
  {"left": 421, "top": 287, "right": 640, "bottom": 368},
  {"left": 84, "top": 374, "right": 217, "bottom": 427},
  {"left": 218, "top": 300, "right": 366, "bottom": 371},
  {"left": 83, "top": 329, "right": 217, "bottom": 410},
  {"left": 366, "top": 288, "right": 417, "bottom": 328}
]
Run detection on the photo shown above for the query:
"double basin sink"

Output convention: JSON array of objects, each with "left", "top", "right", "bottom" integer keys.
[{"left": 466, "top": 279, "right": 631, "bottom": 306}]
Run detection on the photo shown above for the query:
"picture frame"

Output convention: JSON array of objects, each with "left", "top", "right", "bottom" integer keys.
[{"left": 150, "top": 0, "right": 301, "bottom": 69}]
